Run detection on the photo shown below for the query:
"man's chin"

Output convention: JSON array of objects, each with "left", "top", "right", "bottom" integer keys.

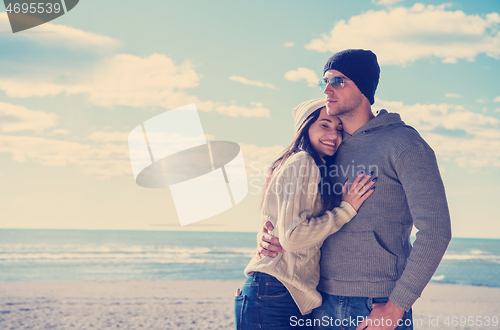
[{"left": 326, "top": 105, "right": 338, "bottom": 116}]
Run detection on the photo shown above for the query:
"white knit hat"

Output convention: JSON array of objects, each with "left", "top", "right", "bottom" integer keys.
[{"left": 292, "top": 99, "right": 326, "bottom": 133}]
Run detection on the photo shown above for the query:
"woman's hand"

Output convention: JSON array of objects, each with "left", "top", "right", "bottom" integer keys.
[{"left": 342, "top": 171, "right": 376, "bottom": 211}]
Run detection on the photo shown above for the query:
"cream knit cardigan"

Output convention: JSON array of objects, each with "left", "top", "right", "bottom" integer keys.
[{"left": 244, "top": 151, "right": 357, "bottom": 315}]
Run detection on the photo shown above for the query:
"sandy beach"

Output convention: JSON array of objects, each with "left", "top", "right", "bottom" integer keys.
[{"left": 1, "top": 281, "right": 499, "bottom": 330}]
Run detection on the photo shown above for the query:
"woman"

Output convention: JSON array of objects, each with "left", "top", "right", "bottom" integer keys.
[{"left": 234, "top": 99, "right": 375, "bottom": 330}]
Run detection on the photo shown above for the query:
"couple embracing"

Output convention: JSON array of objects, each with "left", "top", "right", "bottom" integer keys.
[{"left": 235, "top": 49, "right": 452, "bottom": 330}]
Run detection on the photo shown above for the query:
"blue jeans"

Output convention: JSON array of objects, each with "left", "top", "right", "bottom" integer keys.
[
  {"left": 234, "top": 272, "right": 312, "bottom": 330},
  {"left": 311, "top": 292, "right": 413, "bottom": 330}
]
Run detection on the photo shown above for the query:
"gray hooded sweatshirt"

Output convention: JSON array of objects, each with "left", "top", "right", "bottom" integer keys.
[{"left": 319, "top": 109, "right": 452, "bottom": 311}]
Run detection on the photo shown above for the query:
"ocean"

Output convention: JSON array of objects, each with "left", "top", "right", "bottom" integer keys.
[{"left": 0, "top": 229, "right": 499, "bottom": 288}]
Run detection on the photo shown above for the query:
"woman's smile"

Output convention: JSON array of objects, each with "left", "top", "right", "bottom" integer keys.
[{"left": 308, "top": 107, "right": 342, "bottom": 158}]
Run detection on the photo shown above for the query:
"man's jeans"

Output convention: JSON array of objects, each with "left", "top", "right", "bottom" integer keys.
[
  {"left": 234, "top": 272, "right": 312, "bottom": 330},
  {"left": 311, "top": 291, "right": 413, "bottom": 330}
]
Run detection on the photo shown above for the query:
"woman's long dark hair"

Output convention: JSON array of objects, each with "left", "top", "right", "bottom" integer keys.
[{"left": 261, "top": 108, "right": 338, "bottom": 216}]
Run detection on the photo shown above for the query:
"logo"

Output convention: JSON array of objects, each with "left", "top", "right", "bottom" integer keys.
[
  {"left": 128, "top": 104, "right": 248, "bottom": 226},
  {"left": 4, "top": 0, "right": 79, "bottom": 33}
]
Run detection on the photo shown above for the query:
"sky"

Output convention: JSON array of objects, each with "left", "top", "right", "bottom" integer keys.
[{"left": 0, "top": 0, "right": 499, "bottom": 238}]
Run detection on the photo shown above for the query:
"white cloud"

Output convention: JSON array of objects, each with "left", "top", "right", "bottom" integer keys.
[
  {"left": 476, "top": 98, "right": 488, "bottom": 103},
  {"left": 241, "top": 143, "right": 284, "bottom": 166},
  {"left": 376, "top": 99, "right": 500, "bottom": 137},
  {"left": 87, "top": 131, "right": 129, "bottom": 142},
  {"left": 0, "top": 135, "right": 131, "bottom": 177},
  {"left": 0, "top": 53, "right": 271, "bottom": 118},
  {"left": 1, "top": 19, "right": 271, "bottom": 118},
  {"left": 88, "top": 130, "right": 217, "bottom": 145},
  {"left": 0, "top": 53, "right": 201, "bottom": 106},
  {"left": 214, "top": 103, "right": 271, "bottom": 118},
  {"left": 0, "top": 132, "right": 284, "bottom": 179},
  {"left": 495, "top": 108, "right": 500, "bottom": 112},
  {"left": 445, "top": 93, "right": 462, "bottom": 98},
  {"left": 494, "top": 96, "right": 500, "bottom": 102},
  {"left": 305, "top": 4, "right": 500, "bottom": 66},
  {"left": 375, "top": 98, "right": 500, "bottom": 168},
  {"left": 373, "top": 0, "right": 404, "bottom": 6},
  {"left": 229, "top": 76, "right": 277, "bottom": 89},
  {"left": 284, "top": 42, "right": 295, "bottom": 47},
  {"left": 51, "top": 129, "right": 70, "bottom": 135},
  {"left": 85, "top": 54, "right": 202, "bottom": 108},
  {"left": 284, "top": 68, "right": 319, "bottom": 87},
  {"left": 424, "top": 133, "right": 500, "bottom": 168},
  {"left": 240, "top": 143, "right": 284, "bottom": 177},
  {"left": 0, "top": 102, "right": 58, "bottom": 132},
  {"left": 0, "top": 13, "right": 120, "bottom": 53}
]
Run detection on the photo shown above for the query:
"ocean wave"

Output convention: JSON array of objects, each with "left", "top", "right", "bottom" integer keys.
[
  {"left": 431, "top": 274, "right": 445, "bottom": 281},
  {"left": 0, "top": 254, "right": 219, "bottom": 264},
  {"left": 0, "top": 244, "right": 255, "bottom": 263},
  {"left": 442, "top": 254, "right": 500, "bottom": 261},
  {"left": 0, "top": 244, "right": 255, "bottom": 253},
  {"left": 0, "top": 244, "right": 213, "bottom": 254}
]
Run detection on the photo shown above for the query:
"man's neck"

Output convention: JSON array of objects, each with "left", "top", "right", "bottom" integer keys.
[{"left": 341, "top": 106, "right": 375, "bottom": 135}]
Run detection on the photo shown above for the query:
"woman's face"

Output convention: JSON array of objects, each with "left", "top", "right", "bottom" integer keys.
[{"left": 308, "top": 107, "right": 343, "bottom": 158}]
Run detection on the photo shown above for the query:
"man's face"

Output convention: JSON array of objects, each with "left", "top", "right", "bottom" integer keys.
[{"left": 323, "top": 69, "right": 365, "bottom": 117}]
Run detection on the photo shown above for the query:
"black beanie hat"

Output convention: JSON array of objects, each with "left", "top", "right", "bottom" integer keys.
[{"left": 323, "top": 49, "right": 380, "bottom": 105}]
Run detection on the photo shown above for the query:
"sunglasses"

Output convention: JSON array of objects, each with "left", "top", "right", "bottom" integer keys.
[{"left": 318, "top": 76, "right": 352, "bottom": 91}]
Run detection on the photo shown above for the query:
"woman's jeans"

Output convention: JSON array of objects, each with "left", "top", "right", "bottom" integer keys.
[{"left": 234, "top": 272, "right": 312, "bottom": 330}]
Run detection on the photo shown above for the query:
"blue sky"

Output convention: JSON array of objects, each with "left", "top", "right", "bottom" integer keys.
[{"left": 0, "top": 0, "right": 499, "bottom": 237}]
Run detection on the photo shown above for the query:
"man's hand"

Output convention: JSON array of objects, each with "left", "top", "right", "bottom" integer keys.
[
  {"left": 256, "top": 221, "right": 285, "bottom": 259},
  {"left": 355, "top": 300, "right": 405, "bottom": 330}
]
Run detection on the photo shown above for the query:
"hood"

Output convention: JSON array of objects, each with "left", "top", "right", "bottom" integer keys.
[{"left": 349, "top": 109, "right": 406, "bottom": 137}]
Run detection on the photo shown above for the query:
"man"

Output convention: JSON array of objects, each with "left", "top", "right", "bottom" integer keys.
[{"left": 257, "top": 49, "right": 452, "bottom": 330}]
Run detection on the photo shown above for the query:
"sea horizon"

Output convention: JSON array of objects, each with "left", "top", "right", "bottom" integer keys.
[
  {"left": 2, "top": 227, "right": 500, "bottom": 239},
  {"left": 1, "top": 229, "right": 499, "bottom": 288}
]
